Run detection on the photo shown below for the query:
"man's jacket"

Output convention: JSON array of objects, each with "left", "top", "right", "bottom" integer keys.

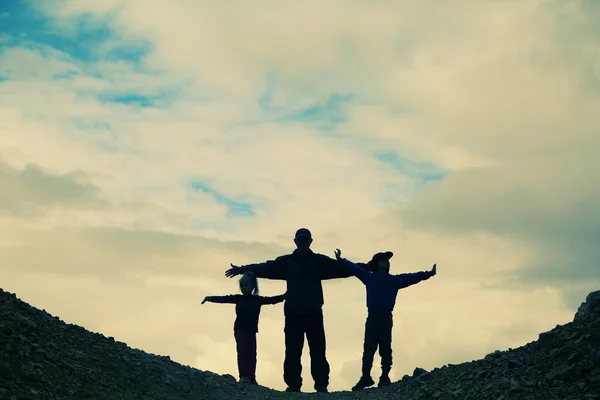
[{"left": 239, "top": 249, "right": 353, "bottom": 315}]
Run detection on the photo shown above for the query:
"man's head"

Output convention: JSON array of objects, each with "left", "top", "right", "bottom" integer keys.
[
  {"left": 294, "top": 228, "right": 313, "bottom": 253},
  {"left": 368, "top": 251, "right": 393, "bottom": 275}
]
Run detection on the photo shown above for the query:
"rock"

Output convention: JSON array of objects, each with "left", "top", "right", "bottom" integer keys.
[
  {"left": 574, "top": 291, "right": 600, "bottom": 324},
  {"left": 477, "top": 370, "right": 490, "bottom": 379},
  {"left": 592, "top": 350, "right": 600, "bottom": 364},
  {"left": 485, "top": 350, "right": 503, "bottom": 360},
  {"left": 510, "top": 378, "right": 520, "bottom": 390},
  {"left": 545, "top": 363, "right": 573, "bottom": 381},
  {"left": 412, "top": 367, "right": 428, "bottom": 377},
  {"left": 17, "top": 315, "right": 38, "bottom": 329},
  {"left": 418, "top": 372, "right": 433, "bottom": 381},
  {"left": 567, "top": 351, "right": 585, "bottom": 365}
]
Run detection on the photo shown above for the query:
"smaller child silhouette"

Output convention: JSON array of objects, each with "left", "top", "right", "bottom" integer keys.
[
  {"left": 202, "top": 271, "right": 286, "bottom": 385},
  {"left": 334, "top": 248, "right": 436, "bottom": 391}
]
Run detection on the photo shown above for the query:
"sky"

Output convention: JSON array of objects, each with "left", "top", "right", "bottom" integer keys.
[{"left": 1, "top": 0, "right": 599, "bottom": 392}]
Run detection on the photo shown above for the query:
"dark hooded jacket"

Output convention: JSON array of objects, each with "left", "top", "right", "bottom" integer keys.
[{"left": 239, "top": 249, "right": 353, "bottom": 315}]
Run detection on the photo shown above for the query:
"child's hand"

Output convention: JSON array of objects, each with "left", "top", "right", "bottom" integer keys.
[
  {"left": 430, "top": 264, "right": 437, "bottom": 276},
  {"left": 334, "top": 248, "right": 342, "bottom": 260},
  {"left": 201, "top": 296, "right": 209, "bottom": 304}
]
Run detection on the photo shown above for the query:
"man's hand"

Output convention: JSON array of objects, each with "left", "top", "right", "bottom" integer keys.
[
  {"left": 225, "top": 263, "right": 243, "bottom": 278},
  {"left": 201, "top": 296, "right": 209, "bottom": 304},
  {"left": 334, "top": 248, "right": 342, "bottom": 261},
  {"left": 430, "top": 264, "right": 437, "bottom": 276}
]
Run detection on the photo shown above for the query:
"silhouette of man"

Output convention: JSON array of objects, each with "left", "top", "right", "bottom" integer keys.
[{"left": 225, "top": 228, "right": 353, "bottom": 393}]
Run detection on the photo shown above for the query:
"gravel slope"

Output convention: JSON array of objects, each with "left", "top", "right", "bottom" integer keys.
[{"left": 1, "top": 288, "right": 599, "bottom": 400}]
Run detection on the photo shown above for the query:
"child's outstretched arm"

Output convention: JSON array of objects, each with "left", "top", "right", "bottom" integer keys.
[
  {"left": 333, "top": 248, "right": 370, "bottom": 284},
  {"left": 260, "top": 292, "right": 287, "bottom": 305},
  {"left": 393, "top": 264, "right": 437, "bottom": 289},
  {"left": 202, "top": 295, "right": 240, "bottom": 304}
]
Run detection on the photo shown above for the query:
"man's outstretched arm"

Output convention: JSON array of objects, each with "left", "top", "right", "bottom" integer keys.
[
  {"left": 327, "top": 248, "right": 370, "bottom": 283},
  {"left": 225, "top": 257, "right": 287, "bottom": 280},
  {"left": 318, "top": 252, "right": 355, "bottom": 280},
  {"left": 394, "top": 264, "right": 437, "bottom": 289}
]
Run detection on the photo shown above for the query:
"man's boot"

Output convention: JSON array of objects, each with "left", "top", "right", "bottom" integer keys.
[{"left": 352, "top": 375, "right": 375, "bottom": 391}]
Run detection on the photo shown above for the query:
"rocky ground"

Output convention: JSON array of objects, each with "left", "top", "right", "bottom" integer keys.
[{"left": 1, "top": 287, "right": 599, "bottom": 400}]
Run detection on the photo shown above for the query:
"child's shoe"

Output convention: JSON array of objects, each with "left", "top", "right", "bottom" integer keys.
[
  {"left": 378, "top": 374, "right": 391, "bottom": 387},
  {"left": 352, "top": 375, "right": 375, "bottom": 391}
]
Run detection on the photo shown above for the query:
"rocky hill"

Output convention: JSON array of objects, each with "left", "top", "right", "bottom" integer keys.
[{"left": 1, "top": 287, "right": 599, "bottom": 400}]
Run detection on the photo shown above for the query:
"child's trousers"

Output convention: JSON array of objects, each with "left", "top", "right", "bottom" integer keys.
[
  {"left": 361, "top": 312, "right": 393, "bottom": 377},
  {"left": 234, "top": 329, "right": 257, "bottom": 381}
]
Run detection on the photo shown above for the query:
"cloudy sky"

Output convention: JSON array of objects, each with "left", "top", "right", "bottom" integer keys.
[{"left": 1, "top": 0, "right": 599, "bottom": 392}]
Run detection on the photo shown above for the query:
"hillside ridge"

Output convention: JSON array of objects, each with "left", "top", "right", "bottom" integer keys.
[{"left": 1, "top": 288, "right": 599, "bottom": 399}]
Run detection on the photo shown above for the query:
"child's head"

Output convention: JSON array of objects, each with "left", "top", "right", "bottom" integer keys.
[
  {"left": 369, "top": 251, "right": 393, "bottom": 275},
  {"left": 239, "top": 271, "right": 259, "bottom": 295}
]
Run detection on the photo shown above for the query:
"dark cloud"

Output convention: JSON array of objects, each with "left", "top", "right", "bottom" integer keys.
[
  {"left": 0, "top": 160, "right": 105, "bottom": 216},
  {"left": 0, "top": 224, "right": 288, "bottom": 280},
  {"left": 395, "top": 164, "right": 600, "bottom": 305}
]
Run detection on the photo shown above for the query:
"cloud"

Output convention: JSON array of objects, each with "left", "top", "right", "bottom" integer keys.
[
  {"left": 0, "top": 160, "right": 104, "bottom": 216},
  {"left": 1, "top": 0, "right": 598, "bottom": 392},
  {"left": 382, "top": 0, "right": 600, "bottom": 300}
]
